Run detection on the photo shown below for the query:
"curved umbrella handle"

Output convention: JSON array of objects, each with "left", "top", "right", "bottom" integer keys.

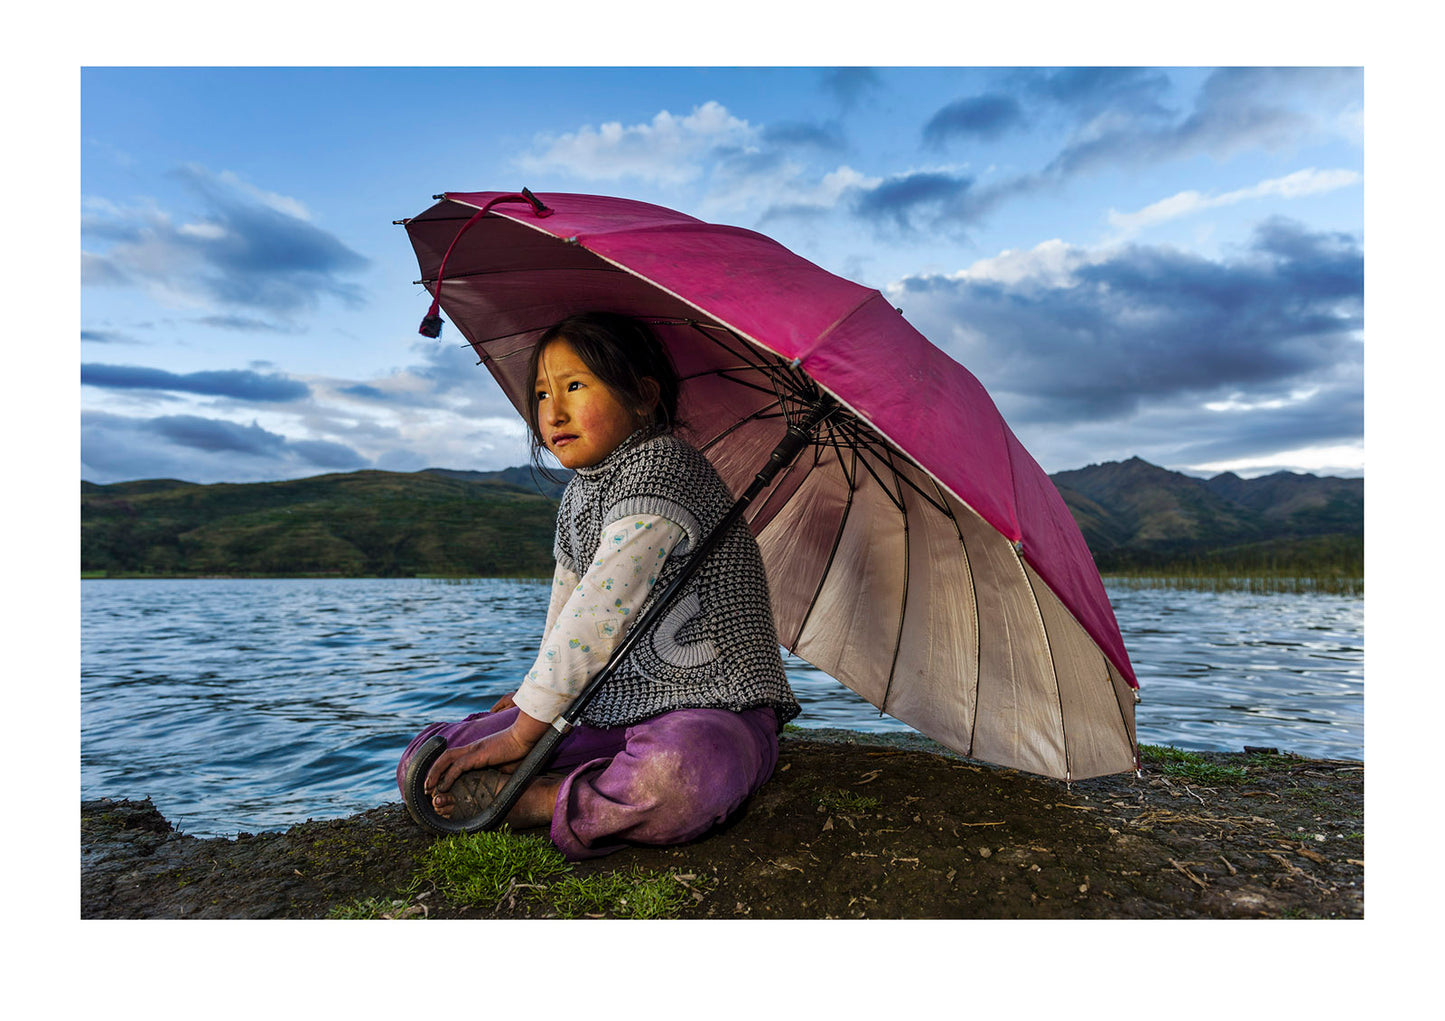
[
  {"left": 419, "top": 189, "right": 553, "bottom": 337},
  {"left": 401, "top": 722, "right": 570, "bottom": 835}
]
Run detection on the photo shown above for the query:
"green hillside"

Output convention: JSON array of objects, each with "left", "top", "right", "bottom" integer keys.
[
  {"left": 82, "top": 470, "right": 558, "bottom": 578},
  {"left": 1052, "top": 457, "right": 1362, "bottom": 583},
  {"left": 81, "top": 458, "right": 1362, "bottom": 583}
]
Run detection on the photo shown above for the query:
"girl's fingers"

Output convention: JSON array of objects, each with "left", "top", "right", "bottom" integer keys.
[{"left": 424, "top": 749, "right": 461, "bottom": 793}]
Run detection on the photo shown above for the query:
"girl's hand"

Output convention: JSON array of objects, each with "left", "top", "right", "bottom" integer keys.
[
  {"left": 423, "top": 726, "right": 535, "bottom": 796},
  {"left": 489, "top": 691, "right": 517, "bottom": 713}
]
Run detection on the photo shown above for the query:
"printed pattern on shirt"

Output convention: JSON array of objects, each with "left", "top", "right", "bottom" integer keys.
[{"left": 512, "top": 516, "right": 684, "bottom": 723}]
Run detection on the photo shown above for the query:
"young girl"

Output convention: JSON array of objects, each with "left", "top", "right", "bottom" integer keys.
[{"left": 395, "top": 312, "right": 800, "bottom": 860}]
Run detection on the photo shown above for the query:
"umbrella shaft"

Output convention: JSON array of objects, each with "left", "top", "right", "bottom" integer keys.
[{"left": 561, "top": 396, "right": 835, "bottom": 727}]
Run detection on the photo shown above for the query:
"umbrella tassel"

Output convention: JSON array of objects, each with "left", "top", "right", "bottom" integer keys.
[{"left": 419, "top": 189, "right": 553, "bottom": 338}]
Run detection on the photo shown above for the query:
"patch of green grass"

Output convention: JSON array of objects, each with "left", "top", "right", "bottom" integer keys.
[
  {"left": 333, "top": 829, "right": 709, "bottom": 919},
  {"left": 1244, "top": 750, "right": 1299, "bottom": 769},
  {"left": 548, "top": 867, "right": 693, "bottom": 919},
  {"left": 816, "top": 789, "right": 881, "bottom": 814},
  {"left": 418, "top": 829, "right": 570, "bottom": 906},
  {"left": 327, "top": 877, "right": 428, "bottom": 919},
  {"left": 1140, "top": 744, "right": 1249, "bottom": 785},
  {"left": 327, "top": 895, "right": 424, "bottom": 920}
]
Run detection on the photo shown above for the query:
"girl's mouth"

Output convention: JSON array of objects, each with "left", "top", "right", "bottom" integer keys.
[{"left": 550, "top": 433, "right": 578, "bottom": 449}]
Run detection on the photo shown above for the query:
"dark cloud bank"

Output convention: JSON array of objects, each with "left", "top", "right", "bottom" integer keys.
[
  {"left": 849, "top": 67, "right": 1361, "bottom": 239},
  {"left": 891, "top": 217, "right": 1362, "bottom": 468},
  {"left": 81, "top": 364, "right": 311, "bottom": 402},
  {"left": 82, "top": 411, "right": 369, "bottom": 484}
]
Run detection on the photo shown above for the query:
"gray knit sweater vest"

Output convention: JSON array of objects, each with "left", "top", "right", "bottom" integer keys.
[{"left": 553, "top": 432, "right": 799, "bottom": 730}]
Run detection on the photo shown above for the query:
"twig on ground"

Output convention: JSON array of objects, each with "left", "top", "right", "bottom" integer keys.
[{"left": 1168, "top": 858, "right": 1209, "bottom": 890}]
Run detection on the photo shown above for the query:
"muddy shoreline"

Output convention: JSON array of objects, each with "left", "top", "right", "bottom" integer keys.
[{"left": 81, "top": 729, "right": 1363, "bottom": 919}]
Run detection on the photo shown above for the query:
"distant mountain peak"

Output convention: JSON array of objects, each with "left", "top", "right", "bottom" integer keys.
[{"left": 1048, "top": 456, "right": 1362, "bottom": 557}]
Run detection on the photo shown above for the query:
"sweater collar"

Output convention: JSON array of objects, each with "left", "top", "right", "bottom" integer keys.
[{"left": 573, "top": 428, "right": 660, "bottom": 479}]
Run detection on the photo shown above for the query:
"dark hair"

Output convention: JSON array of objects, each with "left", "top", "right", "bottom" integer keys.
[{"left": 525, "top": 312, "right": 682, "bottom": 473}]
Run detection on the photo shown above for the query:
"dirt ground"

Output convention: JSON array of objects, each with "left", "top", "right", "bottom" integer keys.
[{"left": 81, "top": 729, "right": 1363, "bottom": 919}]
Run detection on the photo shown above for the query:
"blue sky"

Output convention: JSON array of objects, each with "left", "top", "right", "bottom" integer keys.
[{"left": 79, "top": 63, "right": 1364, "bottom": 484}]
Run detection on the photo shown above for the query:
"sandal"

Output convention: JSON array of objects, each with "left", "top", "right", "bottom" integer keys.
[{"left": 441, "top": 768, "right": 510, "bottom": 821}]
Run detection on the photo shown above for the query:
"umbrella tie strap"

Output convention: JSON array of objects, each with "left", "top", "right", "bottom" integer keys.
[{"left": 419, "top": 189, "right": 552, "bottom": 337}]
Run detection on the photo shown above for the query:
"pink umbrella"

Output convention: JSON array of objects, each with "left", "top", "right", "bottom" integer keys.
[{"left": 402, "top": 189, "right": 1139, "bottom": 791}]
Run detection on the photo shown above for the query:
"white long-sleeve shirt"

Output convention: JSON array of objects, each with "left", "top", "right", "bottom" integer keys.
[{"left": 511, "top": 513, "right": 686, "bottom": 723}]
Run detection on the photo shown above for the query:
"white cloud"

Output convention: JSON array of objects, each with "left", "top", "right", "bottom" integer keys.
[
  {"left": 933, "top": 238, "right": 1093, "bottom": 288},
  {"left": 515, "top": 101, "right": 758, "bottom": 185},
  {"left": 178, "top": 221, "right": 227, "bottom": 240},
  {"left": 1186, "top": 441, "right": 1365, "bottom": 478},
  {"left": 707, "top": 161, "right": 882, "bottom": 219},
  {"left": 1107, "top": 168, "right": 1361, "bottom": 236},
  {"left": 214, "top": 168, "right": 311, "bottom": 220},
  {"left": 1202, "top": 386, "right": 1321, "bottom": 413},
  {"left": 1336, "top": 103, "right": 1364, "bottom": 146}
]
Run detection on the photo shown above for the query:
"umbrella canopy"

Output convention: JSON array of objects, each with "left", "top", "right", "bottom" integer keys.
[{"left": 403, "top": 190, "right": 1139, "bottom": 781}]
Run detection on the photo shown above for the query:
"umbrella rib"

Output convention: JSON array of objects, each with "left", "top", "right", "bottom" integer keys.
[
  {"left": 694, "top": 397, "right": 786, "bottom": 456},
  {"left": 826, "top": 418, "right": 952, "bottom": 517},
  {"left": 1109, "top": 661, "right": 1140, "bottom": 771},
  {"left": 679, "top": 368, "right": 784, "bottom": 401},
  {"left": 876, "top": 445, "right": 912, "bottom": 718},
  {"left": 927, "top": 474, "right": 981, "bottom": 758},
  {"left": 679, "top": 319, "right": 823, "bottom": 414},
  {"left": 422, "top": 265, "right": 623, "bottom": 285},
  {"left": 790, "top": 429, "right": 859, "bottom": 651},
  {"left": 842, "top": 438, "right": 907, "bottom": 516},
  {"left": 1016, "top": 555, "right": 1071, "bottom": 780},
  {"left": 823, "top": 418, "right": 859, "bottom": 492},
  {"left": 682, "top": 320, "right": 786, "bottom": 378}
]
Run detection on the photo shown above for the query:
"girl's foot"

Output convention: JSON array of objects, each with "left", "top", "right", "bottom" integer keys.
[
  {"left": 506, "top": 777, "right": 562, "bottom": 829},
  {"left": 431, "top": 771, "right": 562, "bottom": 829},
  {"left": 431, "top": 769, "right": 508, "bottom": 820}
]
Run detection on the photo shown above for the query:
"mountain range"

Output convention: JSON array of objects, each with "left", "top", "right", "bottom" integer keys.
[
  {"left": 1052, "top": 457, "right": 1362, "bottom": 573},
  {"left": 81, "top": 457, "right": 1362, "bottom": 578}
]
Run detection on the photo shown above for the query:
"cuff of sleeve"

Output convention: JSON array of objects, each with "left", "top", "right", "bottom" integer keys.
[
  {"left": 604, "top": 497, "right": 700, "bottom": 554},
  {"left": 511, "top": 679, "right": 573, "bottom": 725}
]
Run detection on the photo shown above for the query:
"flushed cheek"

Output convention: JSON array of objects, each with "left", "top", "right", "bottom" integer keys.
[{"left": 572, "top": 404, "right": 619, "bottom": 442}]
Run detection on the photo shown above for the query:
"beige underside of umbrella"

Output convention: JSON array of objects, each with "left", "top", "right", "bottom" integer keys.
[{"left": 738, "top": 425, "right": 1137, "bottom": 782}]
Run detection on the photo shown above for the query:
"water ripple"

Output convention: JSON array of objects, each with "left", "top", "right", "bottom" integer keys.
[{"left": 82, "top": 577, "right": 1362, "bottom": 837}]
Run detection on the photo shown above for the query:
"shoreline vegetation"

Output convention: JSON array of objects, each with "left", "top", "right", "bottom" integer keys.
[
  {"left": 1103, "top": 572, "right": 1361, "bottom": 596},
  {"left": 82, "top": 459, "right": 1362, "bottom": 590},
  {"left": 82, "top": 569, "right": 1363, "bottom": 596},
  {"left": 81, "top": 730, "right": 1364, "bottom": 920}
]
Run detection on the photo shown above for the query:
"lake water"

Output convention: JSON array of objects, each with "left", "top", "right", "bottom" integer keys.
[{"left": 80, "top": 577, "right": 1363, "bottom": 838}]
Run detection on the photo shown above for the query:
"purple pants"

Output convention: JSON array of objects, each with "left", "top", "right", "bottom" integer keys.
[{"left": 396, "top": 705, "right": 779, "bottom": 860}]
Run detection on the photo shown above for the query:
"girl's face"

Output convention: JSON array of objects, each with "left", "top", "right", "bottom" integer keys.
[{"left": 534, "top": 338, "right": 656, "bottom": 469}]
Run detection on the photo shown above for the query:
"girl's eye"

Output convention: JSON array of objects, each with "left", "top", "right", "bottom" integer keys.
[
  {"left": 567, "top": 380, "right": 584, "bottom": 392},
  {"left": 536, "top": 390, "right": 549, "bottom": 402}
]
